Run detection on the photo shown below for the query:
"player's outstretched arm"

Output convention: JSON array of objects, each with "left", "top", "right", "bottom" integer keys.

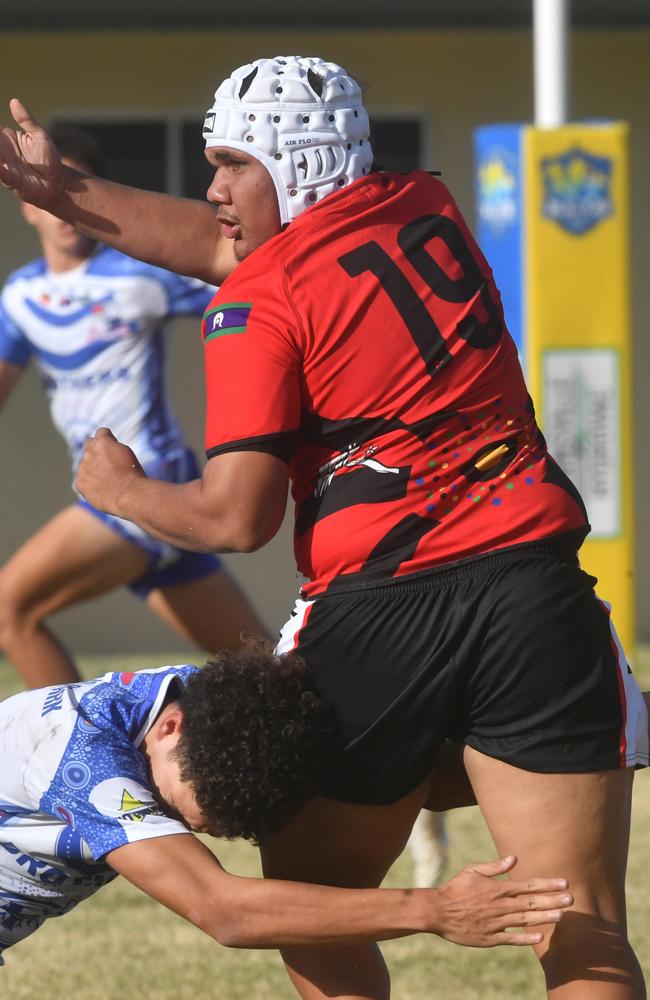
[
  {"left": 107, "top": 835, "right": 572, "bottom": 949},
  {"left": 0, "top": 99, "right": 236, "bottom": 285}
]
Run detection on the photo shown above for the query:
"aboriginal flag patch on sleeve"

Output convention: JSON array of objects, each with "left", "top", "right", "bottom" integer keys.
[{"left": 203, "top": 302, "right": 252, "bottom": 341}]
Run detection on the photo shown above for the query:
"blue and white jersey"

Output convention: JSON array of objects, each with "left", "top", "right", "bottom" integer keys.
[
  {"left": 0, "top": 665, "right": 197, "bottom": 960},
  {"left": 0, "top": 246, "right": 214, "bottom": 473}
]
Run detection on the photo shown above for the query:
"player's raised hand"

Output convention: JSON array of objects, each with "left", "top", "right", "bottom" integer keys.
[
  {"left": 76, "top": 427, "right": 145, "bottom": 515},
  {"left": 0, "top": 98, "right": 66, "bottom": 208},
  {"left": 432, "top": 854, "right": 572, "bottom": 948}
]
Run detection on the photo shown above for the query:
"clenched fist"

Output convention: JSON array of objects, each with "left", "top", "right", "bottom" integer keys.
[{"left": 75, "top": 427, "right": 144, "bottom": 514}]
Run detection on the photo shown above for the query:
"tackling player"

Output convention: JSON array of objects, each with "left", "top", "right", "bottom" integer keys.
[
  {"left": 0, "top": 642, "right": 572, "bottom": 965},
  {"left": 0, "top": 127, "right": 265, "bottom": 689},
  {"left": 0, "top": 59, "right": 648, "bottom": 998}
]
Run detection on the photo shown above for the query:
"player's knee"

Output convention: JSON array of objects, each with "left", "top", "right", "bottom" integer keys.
[
  {"left": 0, "top": 571, "right": 40, "bottom": 648},
  {"left": 538, "top": 911, "right": 640, "bottom": 993},
  {"left": 280, "top": 944, "right": 391, "bottom": 1000}
]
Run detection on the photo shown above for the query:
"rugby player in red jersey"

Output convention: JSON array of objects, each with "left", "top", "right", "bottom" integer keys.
[{"left": 1, "top": 57, "right": 648, "bottom": 999}]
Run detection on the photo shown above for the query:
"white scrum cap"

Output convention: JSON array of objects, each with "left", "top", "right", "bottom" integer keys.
[{"left": 203, "top": 56, "right": 374, "bottom": 224}]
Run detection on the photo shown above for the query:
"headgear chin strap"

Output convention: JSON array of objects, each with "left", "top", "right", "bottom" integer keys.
[{"left": 203, "top": 56, "right": 374, "bottom": 225}]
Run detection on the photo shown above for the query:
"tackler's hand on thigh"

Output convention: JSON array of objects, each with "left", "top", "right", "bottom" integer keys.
[{"left": 432, "top": 854, "right": 572, "bottom": 948}]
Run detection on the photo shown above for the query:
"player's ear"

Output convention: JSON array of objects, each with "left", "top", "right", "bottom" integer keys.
[{"left": 158, "top": 704, "right": 184, "bottom": 740}]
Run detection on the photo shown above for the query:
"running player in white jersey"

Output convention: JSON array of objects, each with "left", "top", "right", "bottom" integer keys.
[
  {"left": 0, "top": 128, "right": 265, "bottom": 688},
  {"left": 0, "top": 641, "right": 574, "bottom": 966}
]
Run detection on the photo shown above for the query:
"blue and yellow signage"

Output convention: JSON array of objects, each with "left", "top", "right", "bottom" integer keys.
[
  {"left": 474, "top": 122, "right": 634, "bottom": 650},
  {"left": 540, "top": 146, "right": 613, "bottom": 235},
  {"left": 475, "top": 125, "right": 524, "bottom": 357}
]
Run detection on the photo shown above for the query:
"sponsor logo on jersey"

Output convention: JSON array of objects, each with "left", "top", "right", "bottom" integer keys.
[
  {"left": 42, "top": 686, "right": 65, "bottom": 716},
  {"left": 44, "top": 366, "right": 130, "bottom": 393},
  {"left": 90, "top": 778, "right": 164, "bottom": 827},
  {"left": 1, "top": 843, "right": 67, "bottom": 886},
  {"left": 315, "top": 443, "right": 400, "bottom": 498},
  {"left": 541, "top": 148, "right": 613, "bottom": 235},
  {"left": 203, "top": 302, "right": 252, "bottom": 342},
  {"left": 118, "top": 789, "right": 163, "bottom": 823}
]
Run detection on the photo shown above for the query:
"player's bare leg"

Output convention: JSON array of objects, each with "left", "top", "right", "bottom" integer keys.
[
  {"left": 147, "top": 566, "right": 269, "bottom": 650},
  {"left": 0, "top": 505, "right": 151, "bottom": 686},
  {"left": 406, "top": 742, "right": 478, "bottom": 887},
  {"left": 464, "top": 746, "right": 645, "bottom": 999},
  {"left": 260, "top": 781, "right": 429, "bottom": 1000}
]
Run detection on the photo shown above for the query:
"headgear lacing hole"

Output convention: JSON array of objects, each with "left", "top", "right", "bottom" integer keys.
[
  {"left": 328, "top": 114, "right": 335, "bottom": 122},
  {"left": 354, "top": 110, "right": 359, "bottom": 117},
  {"left": 289, "top": 189, "right": 298, "bottom": 197},
  {"left": 276, "top": 86, "right": 283, "bottom": 94},
  {"left": 302, "top": 115, "right": 310, "bottom": 123},
  {"left": 248, "top": 113, "right": 256, "bottom": 121},
  {"left": 338, "top": 178, "right": 346, "bottom": 186},
  {"left": 346, "top": 143, "right": 352, "bottom": 150},
  {"left": 308, "top": 192, "right": 317, "bottom": 202},
  {"left": 274, "top": 153, "right": 282, "bottom": 160},
  {"left": 246, "top": 135, "right": 254, "bottom": 142},
  {"left": 272, "top": 115, "right": 281, "bottom": 123}
]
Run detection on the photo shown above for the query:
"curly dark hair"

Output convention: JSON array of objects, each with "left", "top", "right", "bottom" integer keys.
[{"left": 173, "top": 640, "right": 340, "bottom": 846}]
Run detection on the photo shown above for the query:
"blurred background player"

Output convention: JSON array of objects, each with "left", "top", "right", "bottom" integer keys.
[
  {"left": 0, "top": 126, "right": 265, "bottom": 689},
  {"left": 407, "top": 808, "right": 448, "bottom": 888}
]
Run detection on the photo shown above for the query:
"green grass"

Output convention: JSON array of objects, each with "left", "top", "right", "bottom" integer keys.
[{"left": 0, "top": 653, "right": 649, "bottom": 999}]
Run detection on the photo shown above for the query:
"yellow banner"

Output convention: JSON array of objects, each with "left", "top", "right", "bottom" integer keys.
[{"left": 524, "top": 123, "right": 634, "bottom": 649}]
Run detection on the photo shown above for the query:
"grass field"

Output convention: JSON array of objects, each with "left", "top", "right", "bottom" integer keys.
[{"left": 1, "top": 651, "right": 648, "bottom": 1000}]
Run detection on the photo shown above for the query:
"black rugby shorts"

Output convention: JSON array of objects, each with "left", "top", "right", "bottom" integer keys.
[{"left": 277, "top": 543, "right": 648, "bottom": 804}]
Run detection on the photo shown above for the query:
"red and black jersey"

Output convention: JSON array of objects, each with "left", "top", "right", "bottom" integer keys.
[{"left": 202, "top": 170, "right": 589, "bottom": 596}]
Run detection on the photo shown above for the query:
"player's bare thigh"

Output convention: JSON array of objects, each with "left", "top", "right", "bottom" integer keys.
[
  {"left": 463, "top": 746, "right": 643, "bottom": 999},
  {"left": 260, "top": 781, "right": 430, "bottom": 1000},
  {"left": 0, "top": 504, "right": 151, "bottom": 620},
  {"left": 262, "top": 781, "right": 428, "bottom": 885},
  {"left": 147, "top": 565, "right": 269, "bottom": 651}
]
